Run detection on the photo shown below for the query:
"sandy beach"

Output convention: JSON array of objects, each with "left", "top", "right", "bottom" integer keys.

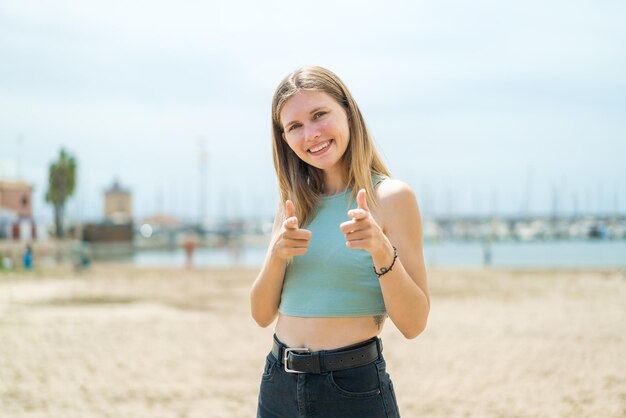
[{"left": 1, "top": 264, "right": 625, "bottom": 418}]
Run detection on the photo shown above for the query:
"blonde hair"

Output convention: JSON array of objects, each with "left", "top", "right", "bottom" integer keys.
[{"left": 271, "top": 66, "right": 391, "bottom": 227}]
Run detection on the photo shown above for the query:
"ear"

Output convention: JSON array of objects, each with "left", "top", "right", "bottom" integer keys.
[{"left": 282, "top": 131, "right": 286, "bottom": 142}]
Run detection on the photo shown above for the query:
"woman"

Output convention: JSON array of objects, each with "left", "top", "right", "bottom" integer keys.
[{"left": 250, "top": 66, "right": 430, "bottom": 418}]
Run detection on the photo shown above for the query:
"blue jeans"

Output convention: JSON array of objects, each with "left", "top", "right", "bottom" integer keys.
[{"left": 257, "top": 336, "right": 401, "bottom": 418}]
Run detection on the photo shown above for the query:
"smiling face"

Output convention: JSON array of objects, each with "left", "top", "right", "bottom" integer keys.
[{"left": 280, "top": 89, "right": 350, "bottom": 177}]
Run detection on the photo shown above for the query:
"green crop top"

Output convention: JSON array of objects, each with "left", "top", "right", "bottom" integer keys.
[{"left": 278, "top": 175, "right": 387, "bottom": 317}]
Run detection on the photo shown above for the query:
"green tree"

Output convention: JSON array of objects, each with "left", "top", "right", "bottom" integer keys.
[{"left": 45, "top": 148, "right": 77, "bottom": 238}]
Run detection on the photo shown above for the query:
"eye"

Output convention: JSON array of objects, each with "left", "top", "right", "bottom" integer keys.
[
  {"left": 287, "top": 123, "right": 302, "bottom": 132},
  {"left": 313, "top": 111, "right": 327, "bottom": 119}
]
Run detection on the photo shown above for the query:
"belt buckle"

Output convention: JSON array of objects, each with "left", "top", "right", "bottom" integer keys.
[{"left": 283, "top": 347, "right": 310, "bottom": 374}]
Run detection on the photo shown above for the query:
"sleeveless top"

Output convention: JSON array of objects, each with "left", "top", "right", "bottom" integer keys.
[{"left": 278, "top": 175, "right": 387, "bottom": 317}]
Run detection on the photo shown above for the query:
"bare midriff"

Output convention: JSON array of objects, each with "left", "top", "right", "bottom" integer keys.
[{"left": 275, "top": 313, "right": 386, "bottom": 351}]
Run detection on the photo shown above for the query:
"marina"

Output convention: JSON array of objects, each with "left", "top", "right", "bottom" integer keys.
[{"left": 126, "top": 238, "right": 626, "bottom": 269}]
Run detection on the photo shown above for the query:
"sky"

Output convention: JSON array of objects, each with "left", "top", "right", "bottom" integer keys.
[{"left": 0, "top": 0, "right": 625, "bottom": 223}]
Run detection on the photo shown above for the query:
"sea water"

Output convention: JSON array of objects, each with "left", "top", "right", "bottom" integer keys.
[{"left": 132, "top": 240, "right": 626, "bottom": 269}]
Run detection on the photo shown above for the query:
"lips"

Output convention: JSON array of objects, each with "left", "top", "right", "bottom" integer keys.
[{"left": 307, "top": 139, "right": 333, "bottom": 155}]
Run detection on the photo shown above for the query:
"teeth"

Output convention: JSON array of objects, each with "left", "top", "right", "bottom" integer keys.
[{"left": 309, "top": 140, "right": 331, "bottom": 153}]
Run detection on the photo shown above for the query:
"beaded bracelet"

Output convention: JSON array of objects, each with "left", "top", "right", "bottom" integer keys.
[{"left": 373, "top": 246, "right": 397, "bottom": 278}]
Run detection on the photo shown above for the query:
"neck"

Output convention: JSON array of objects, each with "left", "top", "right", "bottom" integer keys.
[{"left": 323, "top": 167, "right": 348, "bottom": 196}]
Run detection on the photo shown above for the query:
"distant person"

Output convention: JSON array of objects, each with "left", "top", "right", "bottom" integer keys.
[
  {"left": 483, "top": 238, "right": 492, "bottom": 266},
  {"left": 250, "top": 66, "right": 430, "bottom": 417},
  {"left": 73, "top": 242, "right": 91, "bottom": 271},
  {"left": 2, "top": 251, "right": 13, "bottom": 270},
  {"left": 80, "top": 248, "right": 91, "bottom": 269},
  {"left": 23, "top": 244, "right": 33, "bottom": 270},
  {"left": 182, "top": 232, "right": 197, "bottom": 269},
  {"left": 229, "top": 238, "right": 242, "bottom": 264}
]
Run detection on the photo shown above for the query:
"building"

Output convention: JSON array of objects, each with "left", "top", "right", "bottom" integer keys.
[
  {"left": 0, "top": 180, "right": 36, "bottom": 240},
  {"left": 104, "top": 179, "right": 132, "bottom": 224},
  {"left": 0, "top": 180, "right": 33, "bottom": 218},
  {"left": 81, "top": 179, "right": 134, "bottom": 252}
]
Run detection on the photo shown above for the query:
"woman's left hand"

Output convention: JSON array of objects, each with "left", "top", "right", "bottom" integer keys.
[{"left": 340, "top": 189, "right": 392, "bottom": 258}]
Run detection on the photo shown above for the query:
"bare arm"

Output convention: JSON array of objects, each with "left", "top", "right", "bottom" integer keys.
[
  {"left": 340, "top": 180, "right": 430, "bottom": 339},
  {"left": 249, "top": 201, "right": 312, "bottom": 327}
]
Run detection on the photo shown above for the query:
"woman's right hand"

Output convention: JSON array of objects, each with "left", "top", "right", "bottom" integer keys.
[{"left": 272, "top": 200, "right": 312, "bottom": 260}]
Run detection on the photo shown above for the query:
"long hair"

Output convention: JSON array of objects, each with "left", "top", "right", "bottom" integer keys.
[{"left": 271, "top": 66, "right": 391, "bottom": 227}]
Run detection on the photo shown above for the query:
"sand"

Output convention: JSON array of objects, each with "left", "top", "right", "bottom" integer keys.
[{"left": 1, "top": 264, "right": 625, "bottom": 418}]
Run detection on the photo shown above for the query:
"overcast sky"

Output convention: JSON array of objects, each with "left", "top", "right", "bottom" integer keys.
[{"left": 1, "top": 0, "right": 624, "bottom": 223}]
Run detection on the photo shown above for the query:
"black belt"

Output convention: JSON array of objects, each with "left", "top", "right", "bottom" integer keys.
[{"left": 271, "top": 335, "right": 382, "bottom": 374}]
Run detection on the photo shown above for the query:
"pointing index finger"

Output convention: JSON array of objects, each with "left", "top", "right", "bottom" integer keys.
[
  {"left": 284, "top": 200, "right": 299, "bottom": 229},
  {"left": 357, "top": 189, "right": 369, "bottom": 211}
]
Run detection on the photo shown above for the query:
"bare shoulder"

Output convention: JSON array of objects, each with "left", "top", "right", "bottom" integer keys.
[
  {"left": 375, "top": 178, "right": 418, "bottom": 207},
  {"left": 374, "top": 178, "right": 422, "bottom": 230}
]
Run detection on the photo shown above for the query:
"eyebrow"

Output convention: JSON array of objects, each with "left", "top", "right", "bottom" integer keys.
[{"left": 284, "top": 106, "right": 328, "bottom": 130}]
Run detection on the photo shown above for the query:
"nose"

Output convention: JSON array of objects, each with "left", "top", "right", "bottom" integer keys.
[{"left": 303, "top": 123, "right": 321, "bottom": 143}]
